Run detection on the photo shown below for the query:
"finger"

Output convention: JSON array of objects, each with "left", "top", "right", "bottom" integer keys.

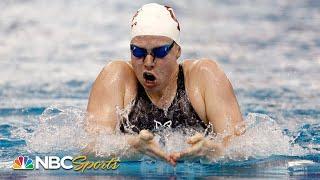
[
  {"left": 168, "top": 158, "right": 177, "bottom": 166},
  {"left": 169, "top": 152, "right": 181, "bottom": 162},
  {"left": 127, "top": 136, "right": 140, "bottom": 149},
  {"left": 205, "top": 141, "right": 225, "bottom": 157},
  {"left": 168, "top": 152, "right": 181, "bottom": 166},
  {"left": 234, "top": 122, "right": 246, "bottom": 136},
  {"left": 179, "top": 141, "right": 203, "bottom": 159},
  {"left": 139, "top": 130, "right": 154, "bottom": 141},
  {"left": 147, "top": 143, "right": 169, "bottom": 161},
  {"left": 82, "top": 141, "right": 97, "bottom": 156},
  {"left": 145, "top": 148, "right": 173, "bottom": 166},
  {"left": 187, "top": 133, "right": 204, "bottom": 144}
]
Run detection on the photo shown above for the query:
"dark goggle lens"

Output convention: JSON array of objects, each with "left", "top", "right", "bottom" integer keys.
[
  {"left": 152, "top": 46, "right": 170, "bottom": 58},
  {"left": 131, "top": 45, "right": 147, "bottom": 58},
  {"left": 130, "top": 42, "right": 174, "bottom": 59}
]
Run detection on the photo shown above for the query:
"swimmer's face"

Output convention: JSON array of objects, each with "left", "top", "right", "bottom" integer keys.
[{"left": 130, "top": 35, "right": 181, "bottom": 92}]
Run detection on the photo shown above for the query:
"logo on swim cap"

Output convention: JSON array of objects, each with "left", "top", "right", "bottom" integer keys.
[
  {"left": 131, "top": 3, "right": 180, "bottom": 45},
  {"left": 163, "top": 5, "right": 180, "bottom": 31}
]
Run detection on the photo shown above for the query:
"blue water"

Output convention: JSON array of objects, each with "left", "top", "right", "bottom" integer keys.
[{"left": 1, "top": 0, "right": 320, "bottom": 179}]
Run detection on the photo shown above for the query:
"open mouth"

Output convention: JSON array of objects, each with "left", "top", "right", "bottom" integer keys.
[
  {"left": 143, "top": 72, "right": 156, "bottom": 82},
  {"left": 143, "top": 72, "right": 157, "bottom": 87}
]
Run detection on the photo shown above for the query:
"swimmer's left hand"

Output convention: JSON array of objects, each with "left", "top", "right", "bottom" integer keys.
[{"left": 169, "top": 133, "right": 225, "bottom": 165}]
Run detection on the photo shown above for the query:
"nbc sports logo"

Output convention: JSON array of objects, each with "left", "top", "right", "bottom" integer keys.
[
  {"left": 12, "top": 156, "right": 34, "bottom": 170},
  {"left": 12, "top": 155, "right": 120, "bottom": 171},
  {"left": 12, "top": 155, "right": 72, "bottom": 170}
]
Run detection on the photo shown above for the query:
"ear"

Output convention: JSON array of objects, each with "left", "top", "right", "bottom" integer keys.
[{"left": 176, "top": 45, "right": 181, "bottom": 59}]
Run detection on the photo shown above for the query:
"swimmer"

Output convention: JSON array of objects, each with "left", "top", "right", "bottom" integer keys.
[{"left": 86, "top": 3, "right": 244, "bottom": 166}]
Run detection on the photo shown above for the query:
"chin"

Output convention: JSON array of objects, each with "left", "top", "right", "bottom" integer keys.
[
  {"left": 142, "top": 82, "right": 158, "bottom": 90},
  {"left": 142, "top": 80, "right": 163, "bottom": 92}
]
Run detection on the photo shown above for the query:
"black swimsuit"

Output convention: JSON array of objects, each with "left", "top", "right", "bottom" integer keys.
[{"left": 120, "top": 64, "right": 207, "bottom": 134}]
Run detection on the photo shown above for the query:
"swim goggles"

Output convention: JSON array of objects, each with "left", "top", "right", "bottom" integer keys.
[{"left": 130, "top": 41, "right": 175, "bottom": 59}]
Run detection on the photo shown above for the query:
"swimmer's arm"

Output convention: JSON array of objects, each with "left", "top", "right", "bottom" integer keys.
[
  {"left": 85, "top": 62, "right": 172, "bottom": 163},
  {"left": 84, "top": 62, "right": 129, "bottom": 156},
  {"left": 87, "top": 61, "right": 129, "bottom": 132},
  {"left": 85, "top": 61, "right": 140, "bottom": 153},
  {"left": 170, "top": 60, "right": 243, "bottom": 162},
  {"left": 170, "top": 60, "right": 245, "bottom": 162},
  {"left": 202, "top": 60, "right": 244, "bottom": 145}
]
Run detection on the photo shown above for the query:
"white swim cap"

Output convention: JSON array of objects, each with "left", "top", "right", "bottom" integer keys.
[{"left": 131, "top": 3, "right": 181, "bottom": 45}]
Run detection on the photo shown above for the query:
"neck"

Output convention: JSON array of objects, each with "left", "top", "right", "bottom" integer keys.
[{"left": 145, "top": 65, "right": 179, "bottom": 109}]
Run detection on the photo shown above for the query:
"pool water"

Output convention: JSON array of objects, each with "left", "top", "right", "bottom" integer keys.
[{"left": 1, "top": 0, "right": 319, "bottom": 179}]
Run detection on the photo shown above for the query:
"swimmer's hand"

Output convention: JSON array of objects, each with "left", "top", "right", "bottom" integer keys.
[
  {"left": 169, "top": 133, "right": 225, "bottom": 165},
  {"left": 127, "top": 130, "right": 175, "bottom": 165}
]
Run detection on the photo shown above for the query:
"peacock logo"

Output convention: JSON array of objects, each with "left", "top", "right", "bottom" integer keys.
[{"left": 12, "top": 156, "right": 34, "bottom": 170}]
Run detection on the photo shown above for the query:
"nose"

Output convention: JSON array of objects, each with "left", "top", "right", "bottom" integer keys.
[{"left": 143, "top": 54, "right": 155, "bottom": 70}]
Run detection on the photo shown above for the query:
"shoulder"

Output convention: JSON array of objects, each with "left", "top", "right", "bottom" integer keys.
[
  {"left": 182, "top": 59, "right": 232, "bottom": 94},
  {"left": 180, "top": 59, "right": 225, "bottom": 123},
  {"left": 98, "top": 60, "right": 137, "bottom": 87},
  {"left": 100, "top": 60, "right": 136, "bottom": 79},
  {"left": 182, "top": 59, "right": 224, "bottom": 77},
  {"left": 93, "top": 60, "right": 137, "bottom": 105}
]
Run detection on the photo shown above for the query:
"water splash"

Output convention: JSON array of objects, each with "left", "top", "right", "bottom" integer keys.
[
  {"left": 20, "top": 105, "right": 88, "bottom": 154},
  {"left": 10, "top": 106, "right": 318, "bottom": 163},
  {"left": 224, "top": 113, "right": 311, "bottom": 160}
]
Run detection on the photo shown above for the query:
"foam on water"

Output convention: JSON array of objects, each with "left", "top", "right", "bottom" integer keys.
[
  {"left": 225, "top": 113, "right": 311, "bottom": 159},
  {"left": 9, "top": 106, "right": 317, "bottom": 164}
]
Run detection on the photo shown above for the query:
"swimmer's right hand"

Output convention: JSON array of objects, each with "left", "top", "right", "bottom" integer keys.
[{"left": 127, "top": 130, "right": 175, "bottom": 165}]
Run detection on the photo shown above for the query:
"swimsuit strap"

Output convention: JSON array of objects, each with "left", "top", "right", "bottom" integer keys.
[{"left": 177, "top": 64, "right": 185, "bottom": 93}]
